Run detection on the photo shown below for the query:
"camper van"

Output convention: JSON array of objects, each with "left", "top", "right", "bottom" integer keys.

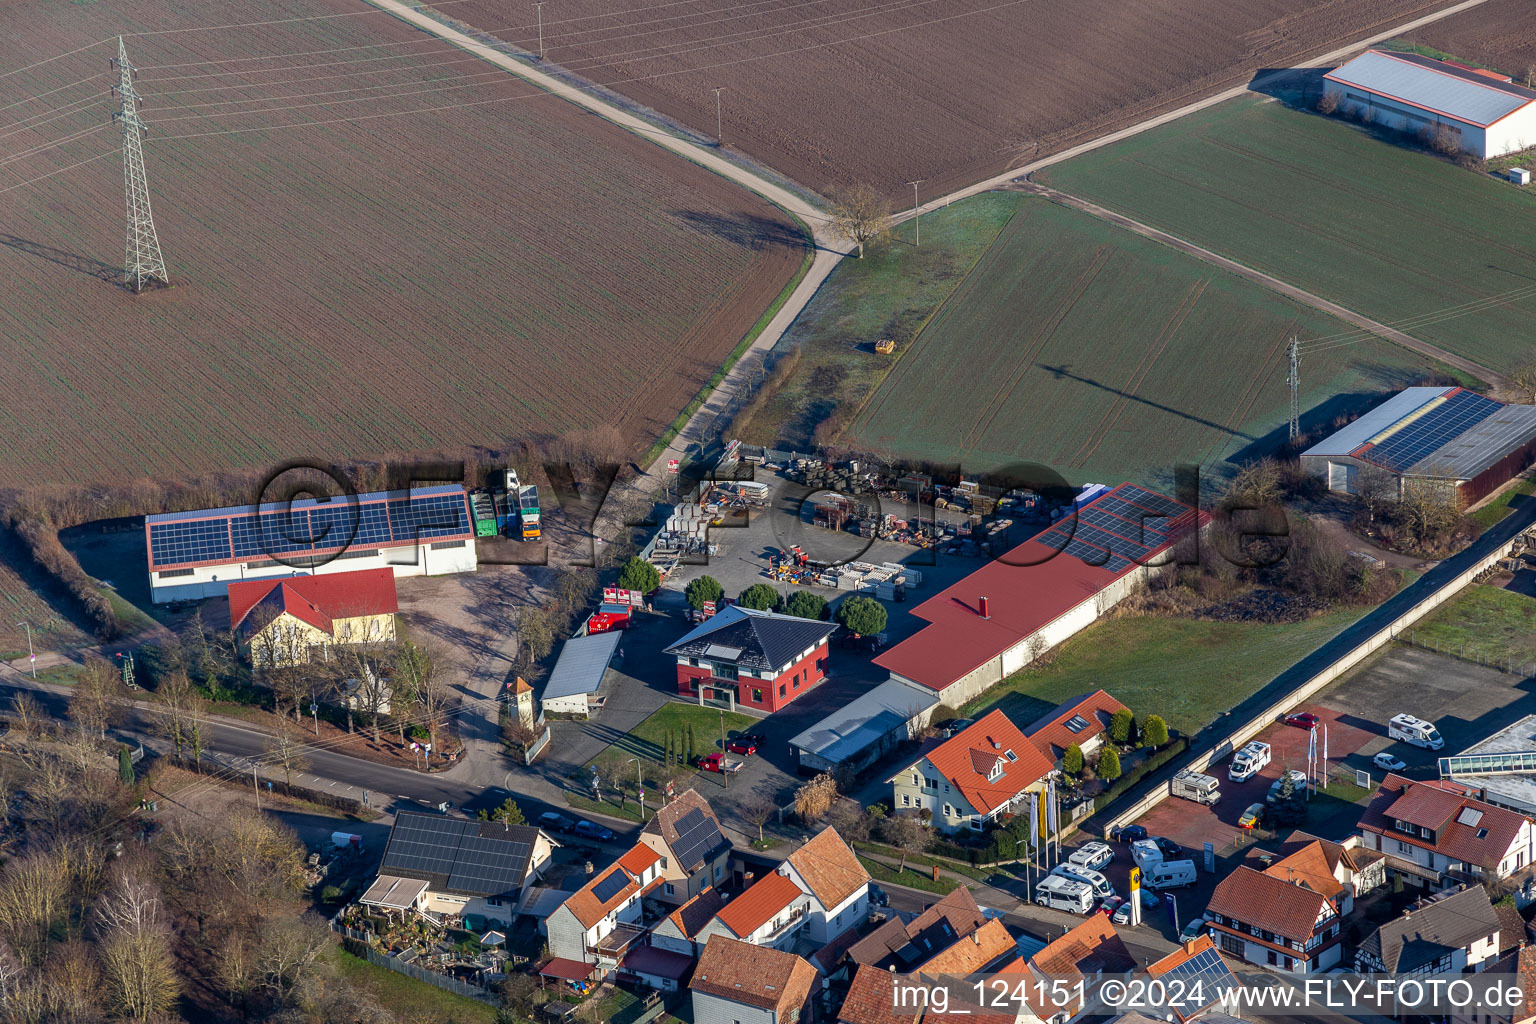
[
  {"left": 1050, "top": 864, "right": 1114, "bottom": 899},
  {"left": 1171, "top": 769, "right": 1221, "bottom": 806},
  {"left": 1388, "top": 714, "right": 1444, "bottom": 750},
  {"left": 1131, "top": 839, "right": 1164, "bottom": 874},
  {"left": 1228, "top": 741, "right": 1271, "bottom": 783},
  {"left": 1034, "top": 876, "right": 1095, "bottom": 914},
  {"left": 1143, "top": 859, "right": 1198, "bottom": 891}
]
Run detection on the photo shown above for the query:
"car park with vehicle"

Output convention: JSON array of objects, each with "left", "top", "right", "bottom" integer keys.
[
  {"left": 1373, "top": 751, "right": 1407, "bottom": 772},
  {"left": 1171, "top": 768, "right": 1221, "bottom": 805},
  {"left": 1389, "top": 713, "right": 1444, "bottom": 750},
  {"left": 1050, "top": 863, "right": 1114, "bottom": 899},
  {"left": 1266, "top": 769, "right": 1308, "bottom": 804},
  {"left": 726, "top": 738, "right": 759, "bottom": 755},
  {"left": 1034, "top": 876, "right": 1095, "bottom": 914},
  {"left": 1238, "top": 802, "right": 1264, "bottom": 829},
  {"left": 1109, "top": 824, "right": 1147, "bottom": 843},
  {"left": 1283, "top": 712, "right": 1319, "bottom": 730},
  {"left": 1152, "top": 836, "right": 1181, "bottom": 860},
  {"left": 1068, "top": 841, "right": 1114, "bottom": 871},
  {"left": 1131, "top": 839, "right": 1164, "bottom": 873},
  {"left": 536, "top": 811, "right": 576, "bottom": 833},
  {"left": 1143, "top": 859, "right": 1198, "bottom": 890}
]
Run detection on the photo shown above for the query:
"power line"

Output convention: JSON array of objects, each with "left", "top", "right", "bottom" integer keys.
[
  {"left": 0, "top": 146, "right": 121, "bottom": 197},
  {"left": 0, "top": 38, "right": 111, "bottom": 82}
]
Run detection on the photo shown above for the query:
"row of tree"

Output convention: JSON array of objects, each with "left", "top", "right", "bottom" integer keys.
[{"left": 680, "top": 574, "right": 889, "bottom": 634}]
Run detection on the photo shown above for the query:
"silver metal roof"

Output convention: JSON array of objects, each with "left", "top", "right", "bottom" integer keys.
[
  {"left": 1407, "top": 404, "right": 1536, "bottom": 479},
  {"left": 788, "top": 678, "right": 937, "bottom": 764},
  {"left": 1326, "top": 50, "right": 1533, "bottom": 127},
  {"left": 541, "top": 630, "right": 621, "bottom": 701},
  {"left": 1300, "top": 387, "right": 1450, "bottom": 458}
]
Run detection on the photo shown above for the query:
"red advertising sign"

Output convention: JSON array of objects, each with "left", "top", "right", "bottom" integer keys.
[
  {"left": 701, "top": 600, "right": 716, "bottom": 616},
  {"left": 667, "top": 459, "right": 680, "bottom": 474}
]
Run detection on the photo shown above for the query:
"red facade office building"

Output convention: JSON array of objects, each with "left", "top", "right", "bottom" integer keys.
[{"left": 665, "top": 605, "right": 838, "bottom": 714}]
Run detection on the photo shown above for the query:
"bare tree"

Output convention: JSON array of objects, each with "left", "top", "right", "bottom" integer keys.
[
  {"left": 256, "top": 915, "right": 329, "bottom": 1003},
  {"left": 829, "top": 183, "right": 893, "bottom": 258},
  {"left": 883, "top": 813, "right": 929, "bottom": 872},
  {"left": 516, "top": 605, "right": 556, "bottom": 668},
  {"left": 265, "top": 732, "right": 309, "bottom": 789},
  {"left": 413, "top": 646, "right": 453, "bottom": 764},
  {"left": 185, "top": 691, "right": 211, "bottom": 767},
  {"left": 69, "top": 656, "right": 121, "bottom": 740},
  {"left": 96, "top": 870, "right": 178, "bottom": 1022},
  {"left": 1510, "top": 359, "right": 1536, "bottom": 405},
  {"left": 8, "top": 692, "right": 43, "bottom": 738},
  {"left": 794, "top": 773, "right": 838, "bottom": 824},
  {"left": 826, "top": 799, "right": 872, "bottom": 844},
  {"left": 1357, "top": 464, "right": 1397, "bottom": 523},
  {"left": 266, "top": 666, "right": 309, "bottom": 722},
  {"left": 740, "top": 790, "right": 777, "bottom": 842},
  {"left": 0, "top": 850, "right": 69, "bottom": 965},
  {"left": 153, "top": 671, "right": 192, "bottom": 759},
  {"left": 345, "top": 651, "right": 391, "bottom": 745}
]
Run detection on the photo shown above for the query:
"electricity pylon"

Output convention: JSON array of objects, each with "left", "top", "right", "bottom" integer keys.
[
  {"left": 110, "top": 37, "right": 168, "bottom": 292},
  {"left": 1287, "top": 335, "right": 1301, "bottom": 441}
]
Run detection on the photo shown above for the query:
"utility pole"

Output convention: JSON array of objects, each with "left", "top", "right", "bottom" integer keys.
[
  {"left": 533, "top": 2, "right": 545, "bottom": 59},
  {"left": 1287, "top": 335, "right": 1301, "bottom": 441},
  {"left": 907, "top": 180, "right": 924, "bottom": 247},
  {"left": 712, "top": 87, "right": 725, "bottom": 146},
  {"left": 252, "top": 763, "right": 261, "bottom": 811},
  {"left": 719, "top": 708, "right": 728, "bottom": 788},
  {"left": 15, "top": 622, "right": 35, "bottom": 679},
  {"left": 110, "top": 38, "right": 169, "bottom": 293}
]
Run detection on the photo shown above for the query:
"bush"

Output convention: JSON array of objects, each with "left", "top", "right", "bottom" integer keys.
[
  {"left": 1096, "top": 745, "right": 1122, "bottom": 783},
  {"left": 784, "top": 590, "right": 830, "bottom": 620},
  {"left": 407, "top": 724, "right": 430, "bottom": 742},
  {"left": 684, "top": 575, "right": 725, "bottom": 611},
  {"left": 1316, "top": 90, "right": 1339, "bottom": 115},
  {"left": 1093, "top": 736, "right": 1189, "bottom": 812},
  {"left": 1062, "top": 744, "right": 1084, "bottom": 778},
  {"left": 1110, "top": 708, "right": 1134, "bottom": 746},
  {"left": 1142, "top": 715, "right": 1169, "bottom": 749},
  {"left": 837, "top": 595, "right": 887, "bottom": 636},
  {"left": 737, "top": 583, "right": 783, "bottom": 611},
  {"left": 320, "top": 885, "right": 344, "bottom": 904},
  {"left": 617, "top": 556, "right": 660, "bottom": 594}
]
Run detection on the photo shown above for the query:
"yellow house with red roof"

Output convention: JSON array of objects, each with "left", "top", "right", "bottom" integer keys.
[{"left": 888, "top": 709, "right": 1054, "bottom": 833}]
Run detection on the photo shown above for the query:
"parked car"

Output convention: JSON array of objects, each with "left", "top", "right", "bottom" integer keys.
[
  {"left": 1284, "top": 712, "right": 1320, "bottom": 730},
  {"left": 726, "top": 738, "right": 759, "bottom": 756},
  {"left": 572, "top": 820, "right": 614, "bottom": 842},
  {"left": 1238, "top": 803, "right": 1264, "bottom": 830},
  {"left": 1099, "top": 895, "right": 1125, "bottom": 919},
  {"left": 1180, "top": 915, "right": 1211, "bottom": 942},
  {"left": 697, "top": 752, "right": 744, "bottom": 774},
  {"left": 1109, "top": 824, "right": 1147, "bottom": 843},
  {"left": 1266, "top": 769, "right": 1308, "bottom": 805},
  {"left": 1373, "top": 751, "right": 1407, "bottom": 772},
  {"left": 1111, "top": 890, "right": 1159, "bottom": 926},
  {"left": 536, "top": 811, "right": 575, "bottom": 833},
  {"left": 869, "top": 884, "right": 889, "bottom": 907},
  {"left": 735, "top": 733, "right": 766, "bottom": 748},
  {"left": 1069, "top": 841, "right": 1114, "bottom": 871},
  {"left": 1151, "top": 836, "right": 1182, "bottom": 860}
]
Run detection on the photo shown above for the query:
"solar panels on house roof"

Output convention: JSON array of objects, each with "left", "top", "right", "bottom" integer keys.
[
  {"left": 1350, "top": 389, "right": 1503, "bottom": 473},
  {"left": 1034, "top": 482, "right": 1196, "bottom": 573},
  {"left": 1457, "top": 807, "right": 1485, "bottom": 827},
  {"left": 447, "top": 834, "right": 533, "bottom": 895},
  {"left": 591, "top": 868, "right": 631, "bottom": 904},
  {"left": 378, "top": 812, "right": 539, "bottom": 898},
  {"left": 1160, "top": 946, "right": 1239, "bottom": 1008},
  {"left": 671, "top": 807, "right": 727, "bottom": 870},
  {"left": 145, "top": 485, "right": 472, "bottom": 570}
]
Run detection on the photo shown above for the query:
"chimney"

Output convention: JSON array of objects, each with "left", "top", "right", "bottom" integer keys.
[
  {"left": 1184, "top": 938, "right": 1199, "bottom": 955},
  {"left": 979, "top": 596, "right": 990, "bottom": 619}
]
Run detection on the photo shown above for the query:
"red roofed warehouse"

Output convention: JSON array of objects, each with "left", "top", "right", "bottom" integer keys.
[
  {"left": 889, "top": 709, "right": 1054, "bottom": 833},
  {"left": 228, "top": 567, "right": 398, "bottom": 667},
  {"left": 665, "top": 605, "right": 838, "bottom": 713},
  {"left": 1324, "top": 50, "right": 1536, "bottom": 159},
  {"left": 874, "top": 483, "right": 1204, "bottom": 707}
]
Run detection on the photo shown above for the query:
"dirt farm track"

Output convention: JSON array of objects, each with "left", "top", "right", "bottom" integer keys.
[
  {"left": 0, "top": 0, "right": 804, "bottom": 491},
  {"left": 439, "top": 0, "right": 1471, "bottom": 198}
]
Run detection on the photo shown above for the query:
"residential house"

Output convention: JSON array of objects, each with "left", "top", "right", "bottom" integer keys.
[
  {"left": 1357, "top": 775, "right": 1536, "bottom": 889},
  {"left": 1356, "top": 884, "right": 1502, "bottom": 975},
  {"left": 1020, "top": 914, "right": 1136, "bottom": 1021},
  {"left": 358, "top": 812, "right": 554, "bottom": 928},
  {"left": 1266, "top": 831, "right": 1386, "bottom": 898},
  {"left": 650, "top": 886, "right": 729, "bottom": 958},
  {"left": 889, "top": 709, "right": 1054, "bottom": 833},
  {"left": 1145, "top": 936, "right": 1243, "bottom": 1023},
  {"left": 696, "top": 870, "right": 816, "bottom": 951},
  {"left": 640, "top": 788, "right": 733, "bottom": 905},
  {"left": 838, "top": 965, "right": 924, "bottom": 1024},
  {"left": 910, "top": 918, "right": 1017, "bottom": 977},
  {"left": 545, "top": 843, "right": 664, "bottom": 969},
  {"left": 1025, "top": 690, "right": 1129, "bottom": 767},
  {"left": 666, "top": 605, "right": 839, "bottom": 713},
  {"left": 229, "top": 567, "right": 398, "bottom": 667},
  {"left": 1207, "top": 839, "right": 1348, "bottom": 973},
  {"left": 693, "top": 936, "right": 819, "bottom": 1024},
  {"left": 778, "top": 827, "right": 871, "bottom": 944},
  {"left": 844, "top": 887, "right": 989, "bottom": 972},
  {"left": 616, "top": 944, "right": 696, "bottom": 993},
  {"left": 1452, "top": 946, "right": 1536, "bottom": 1024}
]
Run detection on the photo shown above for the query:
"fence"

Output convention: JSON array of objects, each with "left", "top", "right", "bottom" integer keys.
[
  {"left": 525, "top": 723, "right": 552, "bottom": 764},
  {"left": 332, "top": 920, "right": 500, "bottom": 1006},
  {"left": 1396, "top": 629, "right": 1536, "bottom": 678}
]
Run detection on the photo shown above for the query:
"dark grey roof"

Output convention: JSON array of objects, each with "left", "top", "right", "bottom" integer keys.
[
  {"left": 1359, "top": 885, "right": 1501, "bottom": 973},
  {"left": 1406, "top": 405, "right": 1536, "bottom": 481},
  {"left": 664, "top": 605, "right": 837, "bottom": 674},
  {"left": 379, "top": 811, "right": 545, "bottom": 899},
  {"left": 542, "top": 631, "right": 621, "bottom": 701}
]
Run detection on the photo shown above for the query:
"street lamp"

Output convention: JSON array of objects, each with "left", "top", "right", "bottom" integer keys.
[
  {"left": 15, "top": 621, "right": 35, "bottom": 679},
  {"left": 623, "top": 756, "right": 646, "bottom": 818}
]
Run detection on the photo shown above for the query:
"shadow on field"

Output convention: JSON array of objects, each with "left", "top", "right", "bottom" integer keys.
[
  {"left": 673, "top": 210, "right": 810, "bottom": 252},
  {"left": 0, "top": 234, "right": 120, "bottom": 283}
]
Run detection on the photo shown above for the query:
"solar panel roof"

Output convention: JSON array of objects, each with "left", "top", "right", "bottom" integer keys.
[
  {"left": 1161, "top": 946, "right": 1239, "bottom": 1010},
  {"left": 146, "top": 486, "right": 472, "bottom": 569},
  {"left": 1035, "top": 483, "right": 1194, "bottom": 572},
  {"left": 1350, "top": 389, "right": 1503, "bottom": 473},
  {"left": 670, "top": 807, "right": 727, "bottom": 871},
  {"left": 378, "top": 812, "right": 539, "bottom": 898},
  {"left": 590, "top": 868, "right": 630, "bottom": 904}
]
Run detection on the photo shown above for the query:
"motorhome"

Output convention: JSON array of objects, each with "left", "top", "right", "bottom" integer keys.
[
  {"left": 1388, "top": 713, "right": 1444, "bottom": 750},
  {"left": 1228, "top": 741, "right": 1271, "bottom": 782},
  {"left": 1034, "top": 876, "right": 1094, "bottom": 914},
  {"left": 1171, "top": 769, "right": 1221, "bottom": 806},
  {"left": 1131, "top": 839, "right": 1164, "bottom": 874},
  {"left": 1050, "top": 864, "right": 1113, "bottom": 899},
  {"left": 1143, "top": 859, "right": 1198, "bottom": 891}
]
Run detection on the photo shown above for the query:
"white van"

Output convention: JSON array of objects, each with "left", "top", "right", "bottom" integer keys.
[
  {"left": 1051, "top": 864, "right": 1114, "bottom": 899},
  {"left": 1229, "top": 741, "right": 1271, "bottom": 782},
  {"left": 1389, "top": 713, "right": 1444, "bottom": 751},
  {"left": 1171, "top": 769, "right": 1221, "bottom": 806},
  {"left": 1034, "top": 876, "right": 1094, "bottom": 914},
  {"left": 1143, "top": 859, "right": 1198, "bottom": 891},
  {"left": 1131, "top": 839, "right": 1164, "bottom": 874}
]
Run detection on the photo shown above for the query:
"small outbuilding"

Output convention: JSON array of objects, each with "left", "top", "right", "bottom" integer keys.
[
  {"left": 788, "top": 678, "right": 939, "bottom": 774},
  {"left": 540, "top": 631, "right": 622, "bottom": 717}
]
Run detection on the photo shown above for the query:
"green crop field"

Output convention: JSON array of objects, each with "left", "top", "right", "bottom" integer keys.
[
  {"left": 840, "top": 194, "right": 1423, "bottom": 483},
  {"left": 1036, "top": 95, "right": 1536, "bottom": 374}
]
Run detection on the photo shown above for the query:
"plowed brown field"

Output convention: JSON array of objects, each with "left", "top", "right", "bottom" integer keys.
[
  {"left": 0, "top": 0, "right": 804, "bottom": 491},
  {"left": 438, "top": 0, "right": 1462, "bottom": 198},
  {"left": 1402, "top": 0, "right": 1536, "bottom": 80}
]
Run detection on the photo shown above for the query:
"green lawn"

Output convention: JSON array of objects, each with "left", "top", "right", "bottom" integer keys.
[
  {"left": 1037, "top": 95, "right": 1536, "bottom": 375},
  {"left": 857, "top": 855, "right": 966, "bottom": 895},
  {"left": 855, "top": 841, "right": 994, "bottom": 882},
  {"left": 736, "top": 192, "right": 1019, "bottom": 449},
  {"left": 1409, "top": 585, "right": 1536, "bottom": 667},
  {"left": 592, "top": 702, "right": 760, "bottom": 767},
  {"left": 325, "top": 946, "right": 498, "bottom": 1024},
  {"left": 963, "top": 607, "right": 1370, "bottom": 737},
  {"left": 1469, "top": 475, "right": 1536, "bottom": 530}
]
